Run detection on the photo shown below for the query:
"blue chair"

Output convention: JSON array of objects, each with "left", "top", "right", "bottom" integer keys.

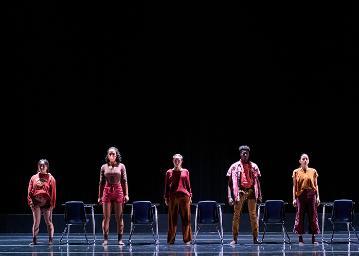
[
  {"left": 327, "top": 199, "right": 359, "bottom": 243},
  {"left": 193, "top": 201, "right": 224, "bottom": 244},
  {"left": 60, "top": 201, "right": 91, "bottom": 244},
  {"left": 259, "top": 200, "right": 291, "bottom": 243},
  {"left": 128, "top": 201, "right": 159, "bottom": 244}
]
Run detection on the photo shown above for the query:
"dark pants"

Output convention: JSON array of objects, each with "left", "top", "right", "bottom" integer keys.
[{"left": 294, "top": 189, "right": 320, "bottom": 234}]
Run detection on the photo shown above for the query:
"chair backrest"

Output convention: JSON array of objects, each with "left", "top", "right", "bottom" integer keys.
[
  {"left": 262, "top": 200, "right": 285, "bottom": 223},
  {"left": 132, "top": 201, "right": 153, "bottom": 224},
  {"left": 197, "top": 201, "right": 219, "bottom": 224},
  {"left": 331, "top": 199, "right": 354, "bottom": 223},
  {"left": 64, "top": 201, "right": 87, "bottom": 225}
]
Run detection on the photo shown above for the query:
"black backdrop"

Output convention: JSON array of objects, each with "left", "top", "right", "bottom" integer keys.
[{"left": 4, "top": 2, "right": 358, "bottom": 214}]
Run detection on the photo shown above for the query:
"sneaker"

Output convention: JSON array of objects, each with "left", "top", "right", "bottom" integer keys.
[
  {"left": 102, "top": 240, "right": 108, "bottom": 246},
  {"left": 312, "top": 235, "right": 319, "bottom": 245},
  {"left": 184, "top": 241, "right": 191, "bottom": 245},
  {"left": 118, "top": 240, "right": 125, "bottom": 246}
]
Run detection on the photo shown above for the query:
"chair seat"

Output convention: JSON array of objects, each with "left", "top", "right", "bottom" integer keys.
[{"left": 68, "top": 218, "right": 89, "bottom": 225}]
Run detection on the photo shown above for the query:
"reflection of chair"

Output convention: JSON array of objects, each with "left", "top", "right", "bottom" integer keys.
[
  {"left": 327, "top": 199, "right": 359, "bottom": 243},
  {"left": 259, "top": 200, "right": 291, "bottom": 243},
  {"left": 128, "top": 201, "right": 159, "bottom": 244},
  {"left": 60, "top": 201, "right": 90, "bottom": 244},
  {"left": 193, "top": 201, "right": 224, "bottom": 244}
]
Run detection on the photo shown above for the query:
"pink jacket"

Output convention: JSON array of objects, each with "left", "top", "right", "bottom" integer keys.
[{"left": 226, "top": 160, "right": 262, "bottom": 201}]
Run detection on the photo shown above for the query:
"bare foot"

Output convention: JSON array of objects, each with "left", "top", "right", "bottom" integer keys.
[{"left": 230, "top": 240, "right": 237, "bottom": 245}]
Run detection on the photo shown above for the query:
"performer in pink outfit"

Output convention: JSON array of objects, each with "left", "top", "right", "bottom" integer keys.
[
  {"left": 98, "top": 146, "right": 129, "bottom": 246},
  {"left": 27, "top": 159, "right": 56, "bottom": 245}
]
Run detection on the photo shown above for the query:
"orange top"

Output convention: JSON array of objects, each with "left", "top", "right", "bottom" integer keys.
[{"left": 292, "top": 167, "right": 318, "bottom": 197}]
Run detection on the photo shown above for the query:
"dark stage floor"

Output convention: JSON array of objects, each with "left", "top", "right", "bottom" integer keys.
[{"left": 0, "top": 232, "right": 358, "bottom": 255}]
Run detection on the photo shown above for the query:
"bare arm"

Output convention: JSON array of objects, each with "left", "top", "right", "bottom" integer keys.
[
  {"left": 292, "top": 175, "right": 297, "bottom": 207},
  {"left": 227, "top": 176, "right": 234, "bottom": 205},
  {"left": 314, "top": 175, "right": 320, "bottom": 205},
  {"left": 121, "top": 164, "right": 129, "bottom": 202},
  {"left": 98, "top": 167, "right": 105, "bottom": 204}
]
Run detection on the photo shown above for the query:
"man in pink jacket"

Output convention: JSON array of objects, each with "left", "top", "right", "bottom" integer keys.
[{"left": 227, "top": 145, "right": 262, "bottom": 245}]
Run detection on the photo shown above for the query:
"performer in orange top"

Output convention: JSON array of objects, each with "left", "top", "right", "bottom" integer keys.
[
  {"left": 292, "top": 153, "right": 320, "bottom": 245},
  {"left": 27, "top": 159, "right": 56, "bottom": 245}
]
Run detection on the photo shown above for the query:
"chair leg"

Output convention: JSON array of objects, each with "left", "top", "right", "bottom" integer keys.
[
  {"left": 154, "top": 205, "right": 159, "bottom": 244},
  {"left": 347, "top": 223, "right": 351, "bottom": 243},
  {"left": 67, "top": 225, "right": 71, "bottom": 244},
  {"left": 151, "top": 225, "right": 157, "bottom": 244},
  {"left": 350, "top": 224, "right": 359, "bottom": 242},
  {"left": 216, "top": 225, "right": 223, "bottom": 244},
  {"left": 128, "top": 223, "right": 134, "bottom": 244},
  {"left": 260, "top": 224, "right": 266, "bottom": 243},
  {"left": 330, "top": 223, "right": 335, "bottom": 243},
  {"left": 60, "top": 226, "right": 68, "bottom": 244},
  {"left": 83, "top": 224, "right": 89, "bottom": 244},
  {"left": 218, "top": 206, "right": 224, "bottom": 244},
  {"left": 282, "top": 225, "right": 291, "bottom": 244},
  {"left": 193, "top": 226, "right": 200, "bottom": 244}
]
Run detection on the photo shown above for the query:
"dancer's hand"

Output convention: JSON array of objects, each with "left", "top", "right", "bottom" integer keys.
[
  {"left": 228, "top": 197, "right": 234, "bottom": 206},
  {"left": 292, "top": 199, "right": 297, "bottom": 207}
]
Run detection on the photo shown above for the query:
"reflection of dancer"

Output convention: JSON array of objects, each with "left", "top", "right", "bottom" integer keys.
[
  {"left": 292, "top": 153, "right": 320, "bottom": 245},
  {"left": 31, "top": 243, "right": 54, "bottom": 256},
  {"left": 164, "top": 153, "right": 192, "bottom": 245},
  {"left": 27, "top": 159, "right": 56, "bottom": 245},
  {"left": 98, "top": 146, "right": 129, "bottom": 246}
]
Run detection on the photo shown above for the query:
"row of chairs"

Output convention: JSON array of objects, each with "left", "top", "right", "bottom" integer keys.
[{"left": 59, "top": 199, "right": 359, "bottom": 245}]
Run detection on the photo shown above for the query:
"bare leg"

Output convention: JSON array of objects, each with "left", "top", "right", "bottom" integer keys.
[
  {"left": 31, "top": 206, "right": 41, "bottom": 245},
  {"left": 43, "top": 208, "right": 54, "bottom": 244},
  {"left": 113, "top": 202, "right": 124, "bottom": 245},
  {"left": 102, "top": 202, "right": 112, "bottom": 245}
]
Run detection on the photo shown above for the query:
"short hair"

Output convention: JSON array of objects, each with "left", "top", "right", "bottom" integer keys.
[
  {"left": 173, "top": 153, "right": 183, "bottom": 160},
  {"left": 239, "top": 145, "right": 250, "bottom": 153},
  {"left": 37, "top": 159, "right": 50, "bottom": 173},
  {"left": 38, "top": 159, "right": 49, "bottom": 167}
]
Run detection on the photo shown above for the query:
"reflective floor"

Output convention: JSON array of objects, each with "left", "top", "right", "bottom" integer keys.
[{"left": 0, "top": 232, "right": 358, "bottom": 255}]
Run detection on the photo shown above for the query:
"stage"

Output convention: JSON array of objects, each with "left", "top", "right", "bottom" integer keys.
[{"left": 0, "top": 232, "right": 358, "bottom": 255}]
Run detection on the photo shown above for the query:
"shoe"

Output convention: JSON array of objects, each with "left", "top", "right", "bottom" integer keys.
[
  {"left": 29, "top": 237, "right": 37, "bottom": 246},
  {"left": 253, "top": 239, "right": 261, "bottom": 244},
  {"left": 118, "top": 240, "right": 125, "bottom": 246},
  {"left": 102, "top": 240, "right": 108, "bottom": 246},
  {"left": 48, "top": 237, "right": 53, "bottom": 245},
  {"left": 184, "top": 241, "right": 191, "bottom": 245}
]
